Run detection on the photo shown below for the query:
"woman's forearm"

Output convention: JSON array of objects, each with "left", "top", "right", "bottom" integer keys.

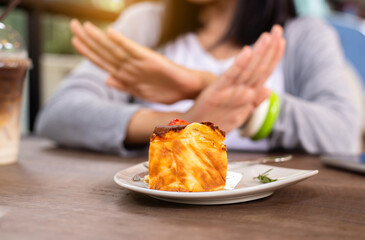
[{"left": 125, "top": 108, "right": 183, "bottom": 144}]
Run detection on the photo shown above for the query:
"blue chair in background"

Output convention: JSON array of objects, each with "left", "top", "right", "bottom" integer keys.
[{"left": 330, "top": 22, "right": 365, "bottom": 87}]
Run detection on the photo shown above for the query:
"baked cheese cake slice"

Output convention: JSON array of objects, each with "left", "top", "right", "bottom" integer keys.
[{"left": 148, "top": 120, "right": 227, "bottom": 192}]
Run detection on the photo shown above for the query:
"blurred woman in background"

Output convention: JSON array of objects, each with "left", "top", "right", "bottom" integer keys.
[{"left": 36, "top": 0, "right": 361, "bottom": 155}]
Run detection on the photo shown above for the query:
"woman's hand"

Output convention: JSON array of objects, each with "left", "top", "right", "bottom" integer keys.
[
  {"left": 70, "top": 19, "right": 212, "bottom": 104},
  {"left": 183, "top": 26, "right": 285, "bottom": 132}
]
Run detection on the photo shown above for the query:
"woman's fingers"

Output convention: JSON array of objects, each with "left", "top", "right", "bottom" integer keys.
[
  {"left": 254, "top": 35, "right": 286, "bottom": 91},
  {"left": 234, "top": 25, "right": 285, "bottom": 90},
  {"left": 83, "top": 22, "right": 129, "bottom": 62},
  {"left": 70, "top": 19, "right": 119, "bottom": 68},
  {"left": 72, "top": 37, "right": 117, "bottom": 74},
  {"left": 250, "top": 25, "right": 284, "bottom": 88},
  {"left": 107, "top": 28, "right": 145, "bottom": 58},
  {"left": 218, "top": 46, "right": 252, "bottom": 88},
  {"left": 271, "top": 24, "right": 284, "bottom": 39},
  {"left": 236, "top": 33, "right": 272, "bottom": 85},
  {"left": 266, "top": 38, "right": 286, "bottom": 79},
  {"left": 256, "top": 25, "right": 285, "bottom": 88}
]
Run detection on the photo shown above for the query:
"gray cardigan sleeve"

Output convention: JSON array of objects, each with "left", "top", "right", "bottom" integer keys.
[
  {"left": 270, "top": 17, "right": 361, "bottom": 154},
  {"left": 35, "top": 60, "right": 141, "bottom": 156},
  {"left": 35, "top": 2, "right": 163, "bottom": 156}
]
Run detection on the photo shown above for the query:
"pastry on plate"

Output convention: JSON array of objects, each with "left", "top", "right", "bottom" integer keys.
[{"left": 148, "top": 119, "right": 227, "bottom": 192}]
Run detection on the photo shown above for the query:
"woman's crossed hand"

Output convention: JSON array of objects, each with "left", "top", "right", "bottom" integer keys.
[
  {"left": 70, "top": 19, "right": 209, "bottom": 104},
  {"left": 183, "top": 27, "right": 286, "bottom": 132}
]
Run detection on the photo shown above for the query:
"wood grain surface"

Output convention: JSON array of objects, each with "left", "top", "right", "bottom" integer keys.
[{"left": 0, "top": 137, "right": 364, "bottom": 240}]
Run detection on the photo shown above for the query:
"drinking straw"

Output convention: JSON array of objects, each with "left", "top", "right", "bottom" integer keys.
[{"left": 0, "top": 0, "right": 21, "bottom": 22}]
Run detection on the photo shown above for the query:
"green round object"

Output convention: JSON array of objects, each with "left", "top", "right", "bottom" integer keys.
[{"left": 251, "top": 92, "right": 280, "bottom": 141}]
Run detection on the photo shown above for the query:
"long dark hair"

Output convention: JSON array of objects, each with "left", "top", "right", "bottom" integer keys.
[{"left": 158, "top": 0, "right": 297, "bottom": 47}]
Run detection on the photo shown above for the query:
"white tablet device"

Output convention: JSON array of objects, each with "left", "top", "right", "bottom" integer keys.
[{"left": 320, "top": 154, "right": 365, "bottom": 174}]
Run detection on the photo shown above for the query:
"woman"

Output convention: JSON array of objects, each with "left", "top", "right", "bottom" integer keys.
[{"left": 36, "top": 0, "right": 361, "bottom": 155}]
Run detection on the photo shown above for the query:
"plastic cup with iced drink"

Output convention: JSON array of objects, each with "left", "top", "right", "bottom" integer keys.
[{"left": 0, "top": 22, "right": 31, "bottom": 165}]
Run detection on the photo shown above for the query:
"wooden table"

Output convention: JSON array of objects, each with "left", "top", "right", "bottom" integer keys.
[{"left": 0, "top": 137, "right": 364, "bottom": 239}]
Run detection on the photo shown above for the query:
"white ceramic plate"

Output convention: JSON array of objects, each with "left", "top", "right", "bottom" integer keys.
[{"left": 114, "top": 161, "right": 318, "bottom": 205}]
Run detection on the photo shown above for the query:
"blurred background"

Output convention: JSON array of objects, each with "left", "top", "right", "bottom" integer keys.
[{"left": 0, "top": 0, "right": 364, "bottom": 135}]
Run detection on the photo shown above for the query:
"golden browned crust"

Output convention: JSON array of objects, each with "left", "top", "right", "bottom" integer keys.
[
  {"left": 150, "top": 122, "right": 225, "bottom": 142},
  {"left": 148, "top": 122, "right": 227, "bottom": 192},
  {"left": 199, "top": 122, "right": 226, "bottom": 137},
  {"left": 151, "top": 125, "right": 187, "bottom": 139}
]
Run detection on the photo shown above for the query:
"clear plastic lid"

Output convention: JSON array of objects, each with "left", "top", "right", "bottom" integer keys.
[{"left": 0, "top": 22, "right": 30, "bottom": 67}]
